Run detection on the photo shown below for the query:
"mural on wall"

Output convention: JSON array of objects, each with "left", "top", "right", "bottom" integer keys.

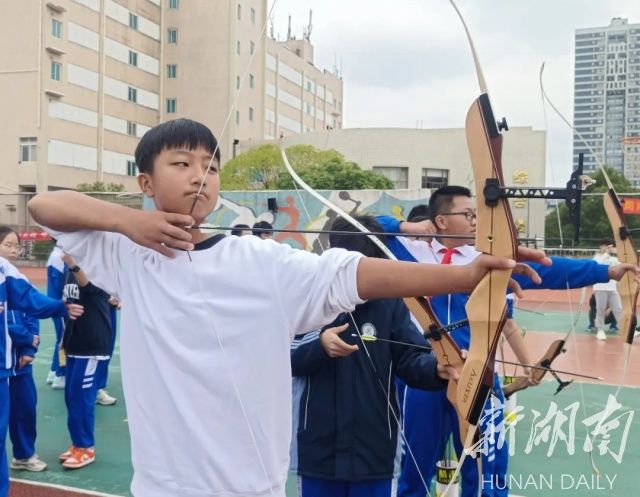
[{"left": 143, "top": 189, "right": 430, "bottom": 252}]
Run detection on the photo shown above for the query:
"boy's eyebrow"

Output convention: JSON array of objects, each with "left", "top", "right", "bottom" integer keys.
[{"left": 168, "top": 149, "right": 214, "bottom": 161}]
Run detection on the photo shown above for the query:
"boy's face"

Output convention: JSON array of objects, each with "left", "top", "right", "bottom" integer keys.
[
  {"left": 138, "top": 146, "right": 219, "bottom": 225},
  {"left": 436, "top": 195, "right": 476, "bottom": 246}
]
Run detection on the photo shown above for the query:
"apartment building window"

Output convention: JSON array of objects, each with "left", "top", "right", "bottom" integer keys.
[
  {"left": 421, "top": 168, "right": 449, "bottom": 189},
  {"left": 236, "top": 41, "right": 241, "bottom": 55},
  {"left": 306, "top": 103, "right": 312, "bottom": 115},
  {"left": 127, "top": 121, "right": 137, "bottom": 136},
  {"left": 19, "top": 138, "right": 37, "bottom": 162},
  {"left": 249, "top": 74, "right": 254, "bottom": 88},
  {"left": 51, "top": 61, "right": 61, "bottom": 81},
  {"left": 126, "top": 160, "right": 137, "bottom": 176},
  {"left": 129, "top": 13, "right": 138, "bottom": 30},
  {"left": 249, "top": 107, "right": 254, "bottom": 122},
  {"left": 167, "top": 64, "right": 177, "bottom": 78},
  {"left": 235, "top": 110, "right": 240, "bottom": 125},
  {"left": 128, "top": 86, "right": 137, "bottom": 103},
  {"left": 236, "top": 76, "right": 240, "bottom": 89},
  {"left": 52, "top": 19, "right": 63, "bottom": 39},
  {"left": 129, "top": 50, "right": 138, "bottom": 66},
  {"left": 250, "top": 7, "right": 256, "bottom": 24},
  {"left": 372, "top": 166, "right": 408, "bottom": 189},
  {"left": 167, "top": 98, "right": 177, "bottom": 113},
  {"left": 250, "top": 41, "right": 255, "bottom": 54},
  {"left": 169, "top": 0, "right": 179, "bottom": 8},
  {"left": 168, "top": 29, "right": 178, "bottom": 44},
  {"left": 237, "top": 4, "right": 241, "bottom": 20}
]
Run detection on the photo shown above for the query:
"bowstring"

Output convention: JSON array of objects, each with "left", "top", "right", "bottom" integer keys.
[
  {"left": 184, "top": 2, "right": 281, "bottom": 493},
  {"left": 539, "top": 62, "right": 632, "bottom": 476},
  {"left": 282, "top": 148, "right": 434, "bottom": 497}
]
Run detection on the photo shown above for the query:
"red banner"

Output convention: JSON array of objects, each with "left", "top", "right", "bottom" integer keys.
[
  {"left": 622, "top": 197, "right": 640, "bottom": 215},
  {"left": 19, "top": 231, "right": 52, "bottom": 241}
]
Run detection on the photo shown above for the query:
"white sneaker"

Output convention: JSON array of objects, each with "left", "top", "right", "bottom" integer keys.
[
  {"left": 51, "top": 375, "right": 66, "bottom": 389},
  {"left": 596, "top": 329, "right": 607, "bottom": 341},
  {"left": 10, "top": 454, "right": 47, "bottom": 472},
  {"left": 46, "top": 371, "right": 56, "bottom": 384},
  {"left": 96, "top": 389, "right": 117, "bottom": 406}
]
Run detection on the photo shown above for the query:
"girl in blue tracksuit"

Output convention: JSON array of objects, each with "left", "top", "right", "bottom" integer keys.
[
  {"left": 0, "top": 234, "right": 82, "bottom": 497},
  {"left": 0, "top": 227, "right": 47, "bottom": 473},
  {"left": 376, "top": 215, "right": 615, "bottom": 497}
]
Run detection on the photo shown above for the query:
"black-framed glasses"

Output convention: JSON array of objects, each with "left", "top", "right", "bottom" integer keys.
[{"left": 440, "top": 211, "right": 476, "bottom": 222}]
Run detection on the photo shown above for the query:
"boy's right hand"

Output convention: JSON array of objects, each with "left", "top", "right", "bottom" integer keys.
[
  {"left": 66, "top": 303, "right": 84, "bottom": 320},
  {"left": 320, "top": 323, "right": 359, "bottom": 358},
  {"left": 121, "top": 210, "right": 195, "bottom": 257}
]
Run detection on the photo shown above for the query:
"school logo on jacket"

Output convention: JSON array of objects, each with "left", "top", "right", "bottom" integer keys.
[
  {"left": 64, "top": 283, "right": 80, "bottom": 302},
  {"left": 361, "top": 322, "right": 377, "bottom": 340}
]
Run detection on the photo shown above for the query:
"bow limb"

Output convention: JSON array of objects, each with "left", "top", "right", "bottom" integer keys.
[
  {"left": 602, "top": 193, "right": 639, "bottom": 347},
  {"left": 502, "top": 339, "right": 567, "bottom": 398}
]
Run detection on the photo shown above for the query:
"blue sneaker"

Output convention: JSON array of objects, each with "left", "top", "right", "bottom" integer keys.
[
  {"left": 609, "top": 325, "right": 619, "bottom": 332},
  {"left": 586, "top": 325, "right": 596, "bottom": 332}
]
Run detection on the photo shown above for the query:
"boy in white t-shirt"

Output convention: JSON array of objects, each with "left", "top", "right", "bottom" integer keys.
[{"left": 27, "top": 118, "right": 547, "bottom": 497}]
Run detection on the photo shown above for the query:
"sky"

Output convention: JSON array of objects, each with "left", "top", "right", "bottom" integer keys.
[{"left": 268, "top": 0, "right": 640, "bottom": 186}]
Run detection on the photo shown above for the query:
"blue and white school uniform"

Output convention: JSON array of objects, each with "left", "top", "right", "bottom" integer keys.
[
  {"left": 0, "top": 257, "right": 67, "bottom": 497},
  {"left": 7, "top": 309, "right": 40, "bottom": 461},
  {"left": 47, "top": 247, "right": 66, "bottom": 377},
  {"left": 62, "top": 272, "right": 113, "bottom": 449},
  {"left": 375, "top": 216, "right": 610, "bottom": 497}
]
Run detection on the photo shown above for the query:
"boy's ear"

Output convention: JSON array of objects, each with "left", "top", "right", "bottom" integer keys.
[{"left": 138, "top": 173, "right": 153, "bottom": 197}]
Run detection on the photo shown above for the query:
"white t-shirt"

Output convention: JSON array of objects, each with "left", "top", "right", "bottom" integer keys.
[
  {"left": 48, "top": 230, "right": 364, "bottom": 497},
  {"left": 592, "top": 252, "right": 619, "bottom": 292}
]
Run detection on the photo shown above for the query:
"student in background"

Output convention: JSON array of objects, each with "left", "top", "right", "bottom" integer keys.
[
  {"left": 46, "top": 244, "right": 67, "bottom": 389},
  {"left": 58, "top": 254, "right": 114, "bottom": 469}
]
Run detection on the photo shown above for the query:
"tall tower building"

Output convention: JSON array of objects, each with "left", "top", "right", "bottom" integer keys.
[
  {"left": 573, "top": 17, "right": 640, "bottom": 184},
  {"left": 0, "top": 0, "right": 342, "bottom": 207}
]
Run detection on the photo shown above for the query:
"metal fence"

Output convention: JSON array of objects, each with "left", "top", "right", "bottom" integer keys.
[
  {"left": 0, "top": 192, "right": 143, "bottom": 264},
  {"left": 0, "top": 192, "right": 615, "bottom": 263}
]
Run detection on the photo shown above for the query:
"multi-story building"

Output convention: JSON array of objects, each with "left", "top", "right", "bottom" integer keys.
[
  {"left": 573, "top": 18, "right": 640, "bottom": 184},
  {"left": 0, "top": 0, "right": 342, "bottom": 220}
]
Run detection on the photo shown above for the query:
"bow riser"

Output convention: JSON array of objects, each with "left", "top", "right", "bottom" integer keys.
[
  {"left": 458, "top": 94, "right": 516, "bottom": 426},
  {"left": 603, "top": 190, "right": 640, "bottom": 345},
  {"left": 461, "top": 274, "right": 509, "bottom": 423}
]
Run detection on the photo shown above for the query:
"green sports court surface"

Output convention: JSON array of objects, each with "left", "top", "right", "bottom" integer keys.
[{"left": 7, "top": 306, "right": 640, "bottom": 497}]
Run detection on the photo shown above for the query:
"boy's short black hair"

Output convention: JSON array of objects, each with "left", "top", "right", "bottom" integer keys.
[
  {"left": 407, "top": 204, "right": 430, "bottom": 222},
  {"left": 134, "top": 118, "right": 221, "bottom": 173},
  {"left": 252, "top": 221, "right": 273, "bottom": 236},
  {"left": 231, "top": 224, "right": 250, "bottom": 236},
  {"left": 428, "top": 186, "right": 472, "bottom": 222},
  {"left": 329, "top": 215, "right": 388, "bottom": 259},
  {"left": 600, "top": 239, "right": 613, "bottom": 246}
]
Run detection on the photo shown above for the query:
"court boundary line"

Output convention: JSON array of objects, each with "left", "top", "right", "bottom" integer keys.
[{"left": 9, "top": 478, "right": 125, "bottom": 497}]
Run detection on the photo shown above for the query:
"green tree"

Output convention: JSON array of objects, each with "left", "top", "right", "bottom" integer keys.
[
  {"left": 545, "top": 167, "right": 640, "bottom": 247},
  {"left": 76, "top": 181, "right": 125, "bottom": 192},
  {"left": 220, "top": 144, "right": 393, "bottom": 190}
]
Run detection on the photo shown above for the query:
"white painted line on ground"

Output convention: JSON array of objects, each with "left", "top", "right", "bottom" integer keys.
[{"left": 10, "top": 478, "right": 125, "bottom": 497}]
